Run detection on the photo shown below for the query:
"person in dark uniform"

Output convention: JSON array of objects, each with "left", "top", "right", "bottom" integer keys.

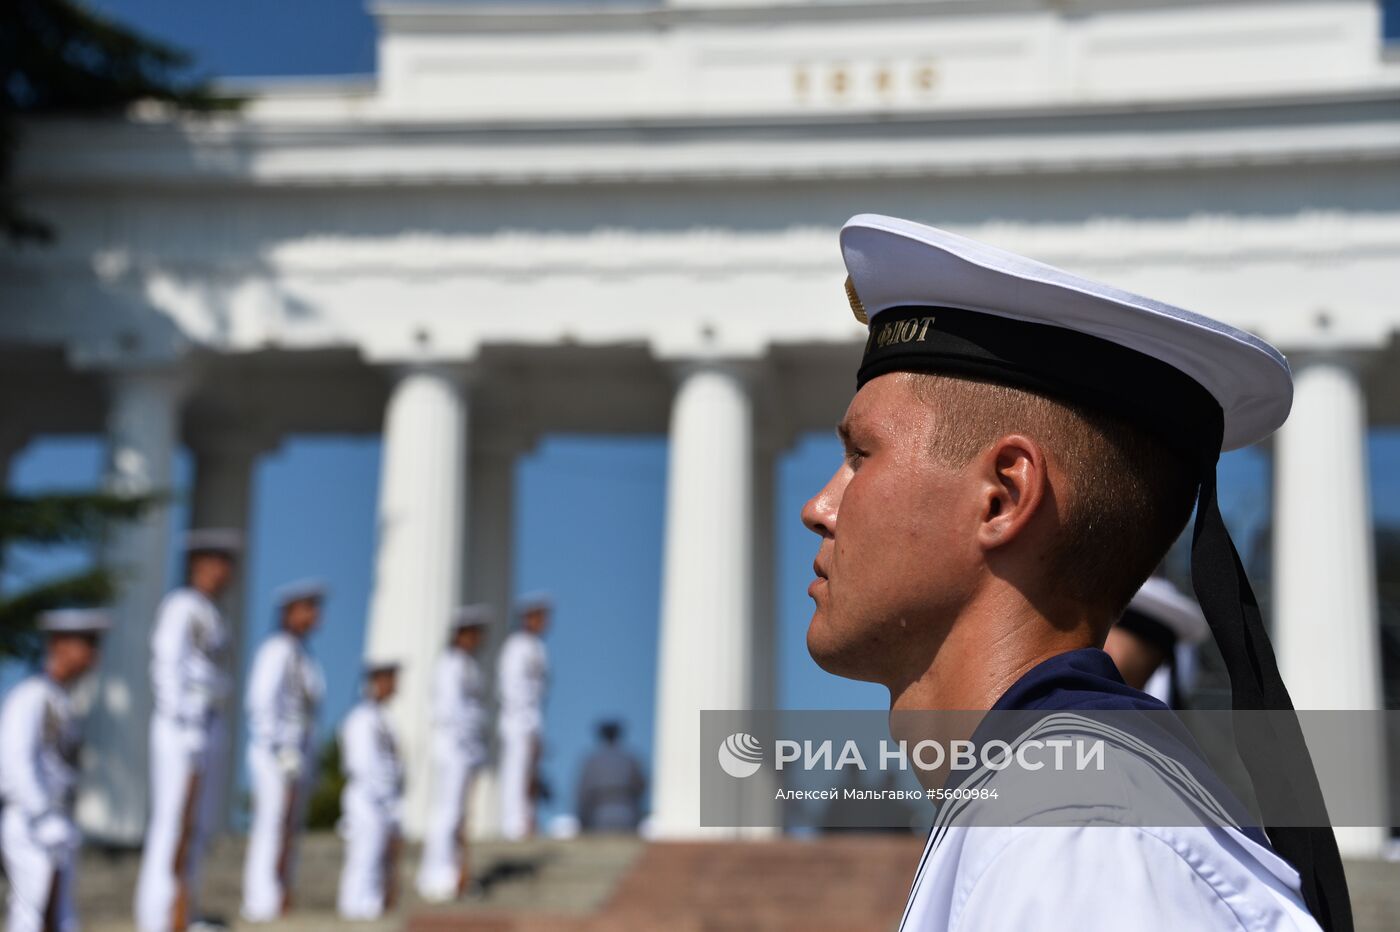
[{"left": 575, "top": 721, "right": 645, "bottom": 833}]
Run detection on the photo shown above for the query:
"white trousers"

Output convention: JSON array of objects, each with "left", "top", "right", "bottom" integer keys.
[
  {"left": 2, "top": 806, "right": 76, "bottom": 932},
  {"left": 240, "top": 744, "right": 306, "bottom": 922},
  {"left": 415, "top": 736, "right": 481, "bottom": 899},
  {"left": 498, "top": 728, "right": 538, "bottom": 841},
  {"left": 135, "top": 713, "right": 226, "bottom": 932},
  {"left": 336, "top": 788, "right": 394, "bottom": 920}
]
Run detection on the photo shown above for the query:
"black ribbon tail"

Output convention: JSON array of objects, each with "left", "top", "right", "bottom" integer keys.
[{"left": 1190, "top": 462, "right": 1354, "bottom": 932}]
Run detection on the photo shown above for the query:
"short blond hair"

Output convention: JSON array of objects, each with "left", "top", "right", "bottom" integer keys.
[{"left": 909, "top": 373, "right": 1198, "bottom": 619}]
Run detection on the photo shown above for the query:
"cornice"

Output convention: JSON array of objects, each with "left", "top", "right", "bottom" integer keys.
[
  {"left": 73, "top": 85, "right": 1400, "bottom": 141},
  {"left": 15, "top": 88, "right": 1400, "bottom": 190},
  {"left": 11, "top": 241, "right": 1400, "bottom": 281}
]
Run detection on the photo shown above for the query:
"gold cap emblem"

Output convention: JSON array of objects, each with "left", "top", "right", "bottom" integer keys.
[{"left": 844, "top": 275, "right": 868, "bottom": 325}]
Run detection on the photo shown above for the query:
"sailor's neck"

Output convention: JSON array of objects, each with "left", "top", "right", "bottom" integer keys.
[{"left": 887, "top": 594, "right": 1098, "bottom": 712}]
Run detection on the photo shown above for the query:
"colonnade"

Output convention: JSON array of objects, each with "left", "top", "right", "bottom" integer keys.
[{"left": 39, "top": 351, "right": 1385, "bottom": 848}]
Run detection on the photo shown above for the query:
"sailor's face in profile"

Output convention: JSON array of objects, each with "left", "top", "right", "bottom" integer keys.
[
  {"left": 523, "top": 608, "right": 550, "bottom": 636},
  {"left": 801, "top": 373, "right": 982, "bottom": 687},
  {"left": 49, "top": 631, "right": 102, "bottom": 681},
  {"left": 284, "top": 597, "right": 322, "bottom": 638}
]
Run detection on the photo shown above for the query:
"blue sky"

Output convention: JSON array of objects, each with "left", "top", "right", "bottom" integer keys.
[
  {"left": 7, "top": 0, "right": 1399, "bottom": 827},
  {"left": 86, "top": 0, "right": 379, "bottom": 79}
]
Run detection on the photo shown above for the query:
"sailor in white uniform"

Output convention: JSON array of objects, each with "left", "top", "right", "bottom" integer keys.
[
  {"left": 801, "top": 215, "right": 1345, "bottom": 931},
  {"left": 0, "top": 608, "right": 110, "bottom": 932},
  {"left": 239, "top": 579, "right": 326, "bottom": 923},
  {"left": 135, "top": 527, "right": 241, "bottom": 932},
  {"left": 1104, "top": 574, "right": 1209, "bottom": 707},
  {"left": 336, "top": 659, "right": 405, "bottom": 920},
  {"left": 416, "top": 604, "right": 491, "bottom": 901},
  {"left": 497, "top": 593, "right": 551, "bottom": 841}
]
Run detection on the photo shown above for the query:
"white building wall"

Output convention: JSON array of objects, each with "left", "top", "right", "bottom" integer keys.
[{"left": 371, "top": 0, "right": 1397, "bottom": 121}]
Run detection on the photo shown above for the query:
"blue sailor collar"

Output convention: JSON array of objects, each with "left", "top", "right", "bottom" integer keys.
[
  {"left": 991, "top": 647, "right": 1167, "bottom": 713},
  {"left": 986, "top": 646, "right": 1272, "bottom": 850}
]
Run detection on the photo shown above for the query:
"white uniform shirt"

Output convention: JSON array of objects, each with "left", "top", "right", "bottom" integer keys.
[
  {"left": 150, "top": 587, "right": 230, "bottom": 726},
  {"left": 340, "top": 701, "right": 403, "bottom": 819},
  {"left": 245, "top": 631, "right": 324, "bottom": 752},
  {"left": 0, "top": 676, "right": 80, "bottom": 820},
  {"left": 902, "top": 823, "right": 1320, "bottom": 931},
  {"left": 430, "top": 650, "right": 487, "bottom": 753},
  {"left": 497, "top": 630, "right": 548, "bottom": 735}
]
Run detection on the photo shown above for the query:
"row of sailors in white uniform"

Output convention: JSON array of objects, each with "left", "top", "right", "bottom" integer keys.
[
  {"left": 0, "top": 603, "right": 396, "bottom": 930},
  {"left": 0, "top": 529, "right": 552, "bottom": 932}
]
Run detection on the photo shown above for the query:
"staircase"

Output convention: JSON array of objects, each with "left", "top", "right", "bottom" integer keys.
[
  {"left": 73, "top": 833, "right": 644, "bottom": 931},
  {"left": 409, "top": 836, "right": 925, "bottom": 932}
]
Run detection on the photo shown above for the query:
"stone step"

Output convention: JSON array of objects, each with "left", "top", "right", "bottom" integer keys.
[
  {"left": 69, "top": 833, "right": 642, "bottom": 931},
  {"left": 409, "top": 837, "right": 924, "bottom": 932}
]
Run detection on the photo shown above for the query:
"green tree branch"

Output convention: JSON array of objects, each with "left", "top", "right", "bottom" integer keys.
[{"left": 1, "top": 0, "right": 241, "bottom": 242}]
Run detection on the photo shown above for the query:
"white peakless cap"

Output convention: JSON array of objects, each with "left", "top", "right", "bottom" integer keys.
[
  {"left": 182, "top": 528, "right": 243, "bottom": 555},
  {"left": 515, "top": 591, "right": 552, "bottom": 616},
  {"left": 1124, "top": 576, "right": 1209, "bottom": 645},
  {"left": 363, "top": 658, "right": 402, "bottom": 677},
  {"left": 451, "top": 603, "right": 493, "bottom": 630},
  {"left": 273, "top": 578, "right": 328, "bottom": 610},
  {"left": 841, "top": 213, "right": 1292, "bottom": 451},
  {"left": 38, "top": 608, "right": 112, "bottom": 634}
]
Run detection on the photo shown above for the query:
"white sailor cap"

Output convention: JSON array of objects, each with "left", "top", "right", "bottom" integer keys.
[
  {"left": 841, "top": 214, "right": 1292, "bottom": 452},
  {"left": 181, "top": 527, "right": 243, "bottom": 556},
  {"left": 363, "top": 657, "right": 402, "bottom": 677},
  {"left": 272, "top": 578, "right": 328, "bottom": 609},
  {"left": 1122, "top": 576, "right": 1209, "bottom": 646},
  {"left": 451, "top": 603, "right": 493, "bottom": 630},
  {"left": 515, "top": 591, "right": 553, "bottom": 616},
  {"left": 37, "top": 608, "right": 112, "bottom": 635}
]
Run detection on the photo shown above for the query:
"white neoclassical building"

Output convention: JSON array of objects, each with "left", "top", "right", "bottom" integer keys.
[{"left": 1, "top": 0, "right": 1397, "bottom": 851}]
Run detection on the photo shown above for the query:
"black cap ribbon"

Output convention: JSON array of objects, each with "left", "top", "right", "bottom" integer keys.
[{"left": 1192, "top": 453, "right": 1353, "bottom": 932}]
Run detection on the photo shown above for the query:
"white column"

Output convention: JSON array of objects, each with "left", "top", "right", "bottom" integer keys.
[
  {"left": 742, "top": 444, "right": 783, "bottom": 837},
  {"left": 190, "top": 437, "right": 262, "bottom": 833},
  {"left": 651, "top": 362, "right": 754, "bottom": 837},
  {"left": 364, "top": 365, "right": 468, "bottom": 840},
  {"left": 1273, "top": 352, "right": 1386, "bottom": 857},
  {"left": 464, "top": 439, "right": 519, "bottom": 666},
  {"left": 77, "top": 368, "right": 185, "bottom": 844},
  {"left": 462, "top": 438, "right": 519, "bottom": 840}
]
